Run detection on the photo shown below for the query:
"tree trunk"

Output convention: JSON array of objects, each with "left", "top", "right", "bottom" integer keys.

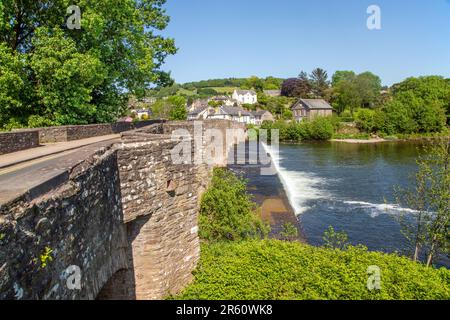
[{"left": 413, "top": 245, "right": 420, "bottom": 262}]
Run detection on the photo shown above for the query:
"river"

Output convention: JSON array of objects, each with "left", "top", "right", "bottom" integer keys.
[{"left": 230, "top": 140, "right": 449, "bottom": 268}]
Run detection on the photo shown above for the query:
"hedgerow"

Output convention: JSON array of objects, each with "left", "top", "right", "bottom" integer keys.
[{"left": 177, "top": 240, "right": 450, "bottom": 300}]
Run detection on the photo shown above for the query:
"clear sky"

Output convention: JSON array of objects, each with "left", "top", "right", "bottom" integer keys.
[{"left": 160, "top": 0, "right": 450, "bottom": 86}]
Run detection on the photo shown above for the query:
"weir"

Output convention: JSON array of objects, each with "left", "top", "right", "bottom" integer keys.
[{"left": 0, "top": 120, "right": 246, "bottom": 300}]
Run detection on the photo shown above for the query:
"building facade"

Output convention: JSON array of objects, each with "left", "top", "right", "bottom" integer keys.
[
  {"left": 232, "top": 89, "right": 258, "bottom": 105},
  {"left": 291, "top": 99, "right": 334, "bottom": 122}
]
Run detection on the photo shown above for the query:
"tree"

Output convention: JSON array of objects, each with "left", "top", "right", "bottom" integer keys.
[
  {"left": 395, "top": 139, "right": 449, "bottom": 266},
  {"left": 30, "top": 27, "right": 106, "bottom": 125},
  {"left": 331, "top": 71, "right": 356, "bottom": 87},
  {"left": 168, "top": 96, "right": 187, "bottom": 121},
  {"left": 199, "top": 168, "right": 269, "bottom": 242},
  {"left": 264, "top": 76, "right": 283, "bottom": 90},
  {"left": 243, "top": 76, "right": 264, "bottom": 92},
  {"left": 331, "top": 79, "right": 361, "bottom": 114},
  {"left": 330, "top": 70, "right": 382, "bottom": 114},
  {"left": 310, "top": 68, "right": 329, "bottom": 98},
  {"left": 0, "top": 0, "right": 177, "bottom": 128},
  {"left": 379, "top": 77, "right": 448, "bottom": 134},
  {"left": 0, "top": 43, "right": 28, "bottom": 128},
  {"left": 281, "top": 73, "right": 311, "bottom": 98},
  {"left": 356, "top": 72, "right": 382, "bottom": 108}
]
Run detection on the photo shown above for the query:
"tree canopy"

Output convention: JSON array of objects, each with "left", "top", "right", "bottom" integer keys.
[{"left": 0, "top": 0, "right": 176, "bottom": 129}]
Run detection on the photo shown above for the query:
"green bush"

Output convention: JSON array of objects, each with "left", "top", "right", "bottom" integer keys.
[
  {"left": 176, "top": 240, "right": 450, "bottom": 300},
  {"left": 339, "top": 110, "right": 354, "bottom": 122},
  {"left": 199, "top": 168, "right": 269, "bottom": 242},
  {"left": 309, "top": 116, "right": 335, "bottom": 140},
  {"left": 27, "top": 115, "right": 57, "bottom": 128},
  {"left": 261, "top": 117, "right": 337, "bottom": 142},
  {"left": 354, "top": 108, "right": 376, "bottom": 133}
]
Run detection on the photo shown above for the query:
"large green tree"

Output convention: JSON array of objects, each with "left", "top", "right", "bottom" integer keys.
[
  {"left": 379, "top": 76, "right": 449, "bottom": 134},
  {"left": 310, "top": 68, "right": 329, "bottom": 98},
  {"left": 0, "top": 0, "right": 176, "bottom": 128},
  {"left": 330, "top": 70, "right": 382, "bottom": 114}
]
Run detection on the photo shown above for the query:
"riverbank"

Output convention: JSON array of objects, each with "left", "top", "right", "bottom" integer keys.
[
  {"left": 331, "top": 138, "right": 387, "bottom": 144},
  {"left": 330, "top": 133, "right": 449, "bottom": 144}
]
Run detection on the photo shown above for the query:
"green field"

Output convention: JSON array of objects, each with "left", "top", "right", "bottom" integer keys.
[{"left": 208, "top": 87, "right": 237, "bottom": 94}]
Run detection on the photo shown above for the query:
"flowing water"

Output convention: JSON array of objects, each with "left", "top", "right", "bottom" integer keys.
[{"left": 258, "top": 141, "right": 449, "bottom": 267}]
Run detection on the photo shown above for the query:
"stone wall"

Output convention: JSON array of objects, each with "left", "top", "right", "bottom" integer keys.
[
  {"left": 0, "top": 120, "right": 246, "bottom": 300},
  {"left": 39, "top": 120, "right": 164, "bottom": 143},
  {"left": 6, "top": 120, "right": 165, "bottom": 145},
  {"left": 0, "top": 147, "right": 128, "bottom": 299},
  {"left": 0, "top": 130, "right": 40, "bottom": 155}
]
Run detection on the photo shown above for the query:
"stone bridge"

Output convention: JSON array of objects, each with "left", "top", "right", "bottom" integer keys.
[{"left": 0, "top": 120, "right": 246, "bottom": 300}]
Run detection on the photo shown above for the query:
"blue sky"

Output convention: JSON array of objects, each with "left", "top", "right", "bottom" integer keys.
[{"left": 160, "top": 0, "right": 450, "bottom": 86}]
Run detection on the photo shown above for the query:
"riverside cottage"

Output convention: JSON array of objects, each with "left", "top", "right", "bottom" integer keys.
[{"left": 291, "top": 99, "right": 334, "bottom": 122}]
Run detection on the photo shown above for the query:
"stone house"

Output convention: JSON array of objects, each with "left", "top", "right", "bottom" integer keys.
[
  {"left": 232, "top": 89, "right": 258, "bottom": 105},
  {"left": 251, "top": 110, "right": 275, "bottom": 125},
  {"left": 291, "top": 99, "right": 334, "bottom": 122}
]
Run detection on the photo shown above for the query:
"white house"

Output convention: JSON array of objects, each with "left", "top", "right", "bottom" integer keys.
[{"left": 232, "top": 89, "right": 258, "bottom": 105}]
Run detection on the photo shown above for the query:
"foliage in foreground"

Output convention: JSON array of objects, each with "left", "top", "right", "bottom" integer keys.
[
  {"left": 0, "top": 0, "right": 176, "bottom": 129},
  {"left": 176, "top": 240, "right": 450, "bottom": 300},
  {"left": 199, "top": 168, "right": 269, "bottom": 242},
  {"left": 395, "top": 139, "right": 450, "bottom": 266}
]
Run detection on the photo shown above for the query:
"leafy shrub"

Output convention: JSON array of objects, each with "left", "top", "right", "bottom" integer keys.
[
  {"left": 322, "top": 226, "right": 349, "bottom": 250},
  {"left": 199, "top": 168, "right": 269, "bottom": 242},
  {"left": 339, "top": 110, "right": 354, "bottom": 122},
  {"left": 176, "top": 240, "right": 450, "bottom": 300},
  {"left": 354, "top": 108, "right": 376, "bottom": 132},
  {"left": 308, "top": 116, "right": 335, "bottom": 140},
  {"left": 27, "top": 115, "right": 56, "bottom": 128},
  {"left": 261, "top": 117, "right": 337, "bottom": 141},
  {"left": 279, "top": 223, "right": 299, "bottom": 241}
]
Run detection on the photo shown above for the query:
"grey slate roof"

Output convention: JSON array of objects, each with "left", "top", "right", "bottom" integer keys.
[
  {"left": 292, "top": 99, "right": 334, "bottom": 110},
  {"left": 234, "top": 89, "right": 257, "bottom": 96},
  {"left": 218, "top": 106, "right": 253, "bottom": 117},
  {"left": 188, "top": 106, "right": 207, "bottom": 116},
  {"left": 251, "top": 110, "right": 270, "bottom": 117}
]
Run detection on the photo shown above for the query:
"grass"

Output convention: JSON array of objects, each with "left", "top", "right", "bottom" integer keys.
[
  {"left": 175, "top": 240, "right": 450, "bottom": 300},
  {"left": 208, "top": 87, "right": 237, "bottom": 94}
]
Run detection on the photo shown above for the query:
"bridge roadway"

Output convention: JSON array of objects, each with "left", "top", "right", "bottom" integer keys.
[{"left": 0, "top": 135, "right": 120, "bottom": 206}]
